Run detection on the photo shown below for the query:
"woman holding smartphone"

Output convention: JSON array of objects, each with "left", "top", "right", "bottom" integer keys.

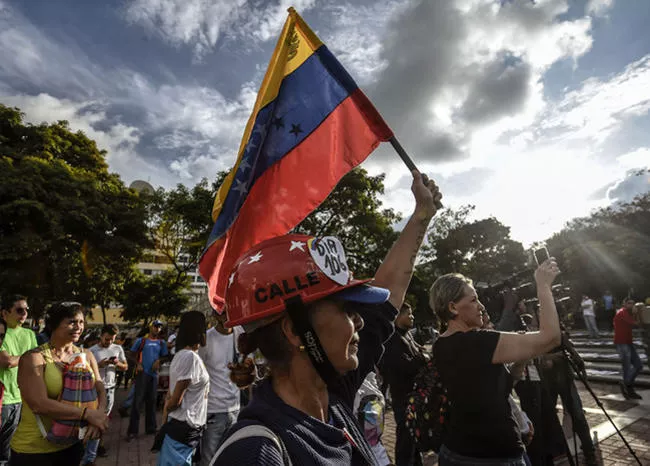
[{"left": 430, "top": 259, "right": 561, "bottom": 466}]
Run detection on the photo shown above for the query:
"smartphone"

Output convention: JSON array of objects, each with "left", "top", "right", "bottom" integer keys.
[{"left": 533, "top": 246, "right": 550, "bottom": 266}]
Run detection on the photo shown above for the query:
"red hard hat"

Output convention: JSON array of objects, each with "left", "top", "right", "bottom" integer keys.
[{"left": 224, "top": 234, "right": 389, "bottom": 328}]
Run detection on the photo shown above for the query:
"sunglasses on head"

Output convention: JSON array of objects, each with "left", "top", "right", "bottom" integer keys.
[{"left": 61, "top": 301, "right": 82, "bottom": 307}]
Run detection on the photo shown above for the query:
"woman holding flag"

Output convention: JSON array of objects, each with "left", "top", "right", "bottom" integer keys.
[{"left": 209, "top": 170, "right": 441, "bottom": 465}]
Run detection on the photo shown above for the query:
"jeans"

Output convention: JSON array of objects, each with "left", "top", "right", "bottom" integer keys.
[
  {"left": 9, "top": 443, "right": 83, "bottom": 466},
  {"left": 583, "top": 315, "right": 599, "bottom": 338},
  {"left": 199, "top": 411, "right": 239, "bottom": 466},
  {"left": 438, "top": 445, "right": 526, "bottom": 466},
  {"left": 81, "top": 387, "right": 116, "bottom": 464},
  {"left": 122, "top": 385, "right": 135, "bottom": 410},
  {"left": 616, "top": 344, "right": 643, "bottom": 386},
  {"left": 393, "top": 406, "right": 422, "bottom": 466},
  {"left": 128, "top": 372, "right": 159, "bottom": 435},
  {"left": 0, "top": 403, "right": 22, "bottom": 464}
]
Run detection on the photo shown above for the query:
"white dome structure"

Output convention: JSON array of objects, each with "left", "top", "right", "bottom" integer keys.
[{"left": 130, "top": 180, "right": 155, "bottom": 194}]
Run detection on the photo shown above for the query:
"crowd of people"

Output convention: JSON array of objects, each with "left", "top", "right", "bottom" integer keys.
[{"left": 0, "top": 171, "right": 647, "bottom": 466}]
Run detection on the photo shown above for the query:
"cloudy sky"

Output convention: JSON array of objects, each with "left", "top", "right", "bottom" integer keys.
[{"left": 1, "top": 0, "right": 649, "bottom": 245}]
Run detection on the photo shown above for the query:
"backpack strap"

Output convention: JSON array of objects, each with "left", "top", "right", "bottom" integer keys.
[
  {"left": 209, "top": 424, "right": 292, "bottom": 466},
  {"left": 134, "top": 337, "right": 147, "bottom": 373}
]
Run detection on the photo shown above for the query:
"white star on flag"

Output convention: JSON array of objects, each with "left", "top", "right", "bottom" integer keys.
[
  {"left": 228, "top": 273, "right": 236, "bottom": 288},
  {"left": 248, "top": 252, "right": 263, "bottom": 264},
  {"left": 289, "top": 241, "right": 306, "bottom": 252},
  {"left": 253, "top": 125, "right": 267, "bottom": 137},
  {"left": 233, "top": 179, "right": 248, "bottom": 195},
  {"left": 239, "top": 159, "right": 251, "bottom": 172}
]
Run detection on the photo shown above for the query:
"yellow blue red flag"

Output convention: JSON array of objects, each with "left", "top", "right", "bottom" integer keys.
[{"left": 199, "top": 8, "right": 393, "bottom": 311}]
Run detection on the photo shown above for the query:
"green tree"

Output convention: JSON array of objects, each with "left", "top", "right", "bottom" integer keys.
[
  {"left": 0, "top": 104, "right": 150, "bottom": 317},
  {"left": 547, "top": 187, "right": 650, "bottom": 301},
  {"left": 120, "top": 269, "right": 190, "bottom": 323},
  {"left": 293, "top": 168, "right": 401, "bottom": 279},
  {"left": 410, "top": 205, "right": 527, "bottom": 324},
  {"left": 146, "top": 175, "right": 225, "bottom": 282},
  {"left": 424, "top": 212, "right": 527, "bottom": 285}
]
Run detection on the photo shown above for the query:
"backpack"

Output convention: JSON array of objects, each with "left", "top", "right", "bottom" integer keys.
[
  {"left": 35, "top": 345, "right": 98, "bottom": 444},
  {"left": 403, "top": 356, "right": 450, "bottom": 453}
]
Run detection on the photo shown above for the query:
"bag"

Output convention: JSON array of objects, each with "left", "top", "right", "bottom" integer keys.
[
  {"left": 158, "top": 434, "right": 194, "bottom": 466},
  {"left": 134, "top": 337, "right": 166, "bottom": 375},
  {"left": 404, "top": 357, "right": 450, "bottom": 453},
  {"left": 209, "top": 424, "right": 293, "bottom": 466},
  {"left": 353, "top": 372, "right": 386, "bottom": 447},
  {"left": 36, "top": 347, "right": 99, "bottom": 444}
]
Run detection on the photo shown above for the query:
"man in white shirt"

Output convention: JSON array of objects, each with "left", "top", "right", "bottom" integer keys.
[
  {"left": 198, "top": 312, "right": 243, "bottom": 466},
  {"left": 82, "top": 324, "right": 127, "bottom": 464},
  {"left": 581, "top": 295, "right": 599, "bottom": 338}
]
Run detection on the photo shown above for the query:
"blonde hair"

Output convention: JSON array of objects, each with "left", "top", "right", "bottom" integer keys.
[{"left": 429, "top": 273, "right": 474, "bottom": 323}]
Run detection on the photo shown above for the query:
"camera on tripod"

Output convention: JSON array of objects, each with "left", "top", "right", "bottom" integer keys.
[{"left": 478, "top": 270, "right": 575, "bottom": 331}]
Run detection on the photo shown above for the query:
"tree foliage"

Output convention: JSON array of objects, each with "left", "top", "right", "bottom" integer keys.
[
  {"left": 120, "top": 269, "right": 190, "bottom": 323},
  {"left": 145, "top": 175, "right": 224, "bottom": 281},
  {"left": 410, "top": 205, "right": 527, "bottom": 324},
  {"left": 546, "top": 187, "right": 650, "bottom": 302},
  {"left": 0, "top": 104, "right": 150, "bottom": 318}
]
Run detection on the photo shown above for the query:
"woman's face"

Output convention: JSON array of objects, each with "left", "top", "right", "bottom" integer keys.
[
  {"left": 309, "top": 300, "right": 364, "bottom": 375},
  {"left": 451, "top": 285, "right": 484, "bottom": 329},
  {"left": 54, "top": 311, "right": 85, "bottom": 343}
]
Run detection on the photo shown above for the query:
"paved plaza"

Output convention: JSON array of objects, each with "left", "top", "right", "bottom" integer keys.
[{"left": 96, "top": 382, "right": 650, "bottom": 466}]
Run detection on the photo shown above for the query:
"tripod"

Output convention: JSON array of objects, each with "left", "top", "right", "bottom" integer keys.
[
  {"left": 561, "top": 343, "right": 642, "bottom": 465},
  {"left": 536, "top": 355, "right": 577, "bottom": 466}
]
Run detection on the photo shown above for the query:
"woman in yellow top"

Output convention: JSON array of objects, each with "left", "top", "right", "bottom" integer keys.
[{"left": 11, "top": 302, "right": 109, "bottom": 466}]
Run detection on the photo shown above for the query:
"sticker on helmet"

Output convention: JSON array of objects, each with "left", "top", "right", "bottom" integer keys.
[{"left": 308, "top": 237, "right": 350, "bottom": 286}]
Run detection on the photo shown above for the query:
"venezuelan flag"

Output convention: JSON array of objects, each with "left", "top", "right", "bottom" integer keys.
[{"left": 199, "top": 8, "right": 393, "bottom": 311}]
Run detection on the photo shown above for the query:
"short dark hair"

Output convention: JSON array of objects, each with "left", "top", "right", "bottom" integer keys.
[
  {"left": 101, "top": 324, "right": 118, "bottom": 336},
  {"left": 399, "top": 302, "right": 412, "bottom": 315},
  {"left": 44, "top": 302, "right": 84, "bottom": 337},
  {"left": 1, "top": 294, "right": 27, "bottom": 312},
  {"left": 175, "top": 311, "right": 207, "bottom": 351}
]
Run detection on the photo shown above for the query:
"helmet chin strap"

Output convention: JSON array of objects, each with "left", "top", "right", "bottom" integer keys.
[{"left": 284, "top": 296, "right": 340, "bottom": 386}]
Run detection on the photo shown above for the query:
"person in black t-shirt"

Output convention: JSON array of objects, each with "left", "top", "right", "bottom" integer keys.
[
  {"left": 211, "top": 171, "right": 442, "bottom": 466},
  {"left": 429, "top": 259, "right": 561, "bottom": 466},
  {"left": 380, "top": 302, "right": 428, "bottom": 466}
]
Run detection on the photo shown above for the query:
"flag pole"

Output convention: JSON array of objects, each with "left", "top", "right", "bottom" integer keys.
[
  {"left": 389, "top": 136, "right": 443, "bottom": 208},
  {"left": 389, "top": 136, "right": 417, "bottom": 171}
]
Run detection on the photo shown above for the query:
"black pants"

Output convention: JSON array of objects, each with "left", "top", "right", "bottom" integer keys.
[
  {"left": 393, "top": 406, "right": 422, "bottom": 466},
  {"left": 515, "top": 381, "right": 544, "bottom": 466},
  {"left": 128, "top": 372, "right": 158, "bottom": 435},
  {"left": 10, "top": 443, "right": 83, "bottom": 466},
  {"left": 542, "top": 362, "right": 595, "bottom": 455}
]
